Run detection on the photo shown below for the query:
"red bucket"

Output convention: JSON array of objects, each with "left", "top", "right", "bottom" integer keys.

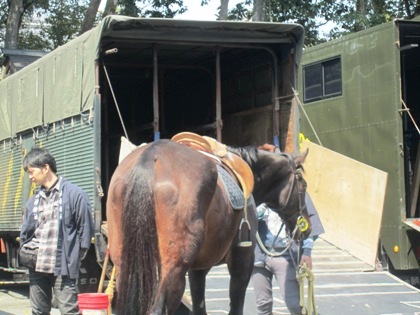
[{"left": 78, "top": 293, "right": 109, "bottom": 314}]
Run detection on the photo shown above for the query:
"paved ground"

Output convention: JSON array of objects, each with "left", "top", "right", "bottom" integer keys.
[{"left": 2, "top": 239, "right": 420, "bottom": 314}]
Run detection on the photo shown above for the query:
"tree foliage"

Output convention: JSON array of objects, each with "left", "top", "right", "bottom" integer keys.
[
  {"left": 119, "top": 0, "right": 187, "bottom": 18},
  {"left": 228, "top": 0, "right": 420, "bottom": 45},
  {"left": 1, "top": 0, "right": 420, "bottom": 51},
  {"left": 17, "top": 0, "right": 88, "bottom": 50}
]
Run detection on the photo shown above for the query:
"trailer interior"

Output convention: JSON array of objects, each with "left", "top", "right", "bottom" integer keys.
[
  {"left": 96, "top": 19, "right": 304, "bottom": 210},
  {"left": 399, "top": 20, "right": 420, "bottom": 219}
]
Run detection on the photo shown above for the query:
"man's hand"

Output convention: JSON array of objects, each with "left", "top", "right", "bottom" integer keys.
[{"left": 300, "top": 255, "right": 312, "bottom": 269}]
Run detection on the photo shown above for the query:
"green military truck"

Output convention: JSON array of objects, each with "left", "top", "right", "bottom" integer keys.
[
  {"left": 299, "top": 17, "right": 420, "bottom": 285},
  {"left": 0, "top": 16, "right": 304, "bottom": 290}
]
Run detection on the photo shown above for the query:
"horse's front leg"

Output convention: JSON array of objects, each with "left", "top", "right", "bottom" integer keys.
[
  {"left": 188, "top": 269, "right": 210, "bottom": 315},
  {"left": 227, "top": 246, "right": 255, "bottom": 315}
]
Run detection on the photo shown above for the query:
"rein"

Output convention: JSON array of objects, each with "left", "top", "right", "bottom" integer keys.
[{"left": 255, "top": 218, "right": 301, "bottom": 257}]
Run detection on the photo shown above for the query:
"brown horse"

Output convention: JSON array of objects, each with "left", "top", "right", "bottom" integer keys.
[{"left": 106, "top": 139, "right": 310, "bottom": 315}]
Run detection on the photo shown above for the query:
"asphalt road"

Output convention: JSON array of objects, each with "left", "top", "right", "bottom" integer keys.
[{"left": 0, "top": 284, "right": 59, "bottom": 315}]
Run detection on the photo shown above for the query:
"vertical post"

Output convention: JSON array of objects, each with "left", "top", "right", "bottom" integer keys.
[
  {"left": 272, "top": 55, "right": 280, "bottom": 148},
  {"left": 153, "top": 44, "right": 160, "bottom": 141},
  {"left": 215, "top": 47, "right": 222, "bottom": 142},
  {"left": 93, "top": 60, "right": 105, "bottom": 261}
]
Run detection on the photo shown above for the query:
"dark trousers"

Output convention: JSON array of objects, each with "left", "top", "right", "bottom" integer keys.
[
  {"left": 29, "top": 270, "right": 79, "bottom": 315},
  {"left": 252, "top": 254, "right": 302, "bottom": 315}
]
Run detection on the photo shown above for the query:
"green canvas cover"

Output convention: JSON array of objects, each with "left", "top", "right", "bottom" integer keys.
[
  {"left": 12, "top": 66, "right": 43, "bottom": 135},
  {"left": 0, "top": 15, "right": 304, "bottom": 142},
  {"left": 0, "top": 30, "right": 97, "bottom": 141},
  {"left": 0, "top": 82, "right": 11, "bottom": 140}
]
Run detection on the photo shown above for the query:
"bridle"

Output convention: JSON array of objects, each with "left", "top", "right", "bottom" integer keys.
[
  {"left": 255, "top": 152, "right": 309, "bottom": 257},
  {"left": 269, "top": 153, "right": 308, "bottom": 232}
]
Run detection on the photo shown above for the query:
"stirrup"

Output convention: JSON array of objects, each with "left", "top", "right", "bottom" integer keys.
[{"left": 238, "top": 219, "right": 252, "bottom": 247}]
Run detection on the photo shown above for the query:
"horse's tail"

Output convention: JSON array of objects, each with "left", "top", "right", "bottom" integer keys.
[{"left": 116, "top": 151, "right": 160, "bottom": 315}]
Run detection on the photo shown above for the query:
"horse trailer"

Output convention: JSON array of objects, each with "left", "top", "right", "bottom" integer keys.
[
  {"left": 0, "top": 16, "right": 304, "bottom": 289},
  {"left": 299, "top": 17, "right": 420, "bottom": 285}
]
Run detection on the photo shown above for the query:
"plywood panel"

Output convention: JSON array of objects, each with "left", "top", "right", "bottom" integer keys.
[{"left": 301, "top": 140, "right": 388, "bottom": 268}]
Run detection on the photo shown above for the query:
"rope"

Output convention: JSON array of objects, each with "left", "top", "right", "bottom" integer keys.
[
  {"left": 292, "top": 87, "right": 323, "bottom": 146},
  {"left": 401, "top": 100, "right": 420, "bottom": 135},
  {"left": 255, "top": 223, "right": 299, "bottom": 257},
  {"left": 102, "top": 63, "right": 130, "bottom": 141},
  {"left": 296, "top": 262, "right": 317, "bottom": 315}
]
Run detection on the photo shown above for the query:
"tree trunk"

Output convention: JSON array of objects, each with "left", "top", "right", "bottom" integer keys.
[
  {"left": 354, "top": 0, "right": 366, "bottom": 32},
  {"left": 102, "top": 0, "right": 118, "bottom": 18},
  {"left": 218, "top": 0, "right": 229, "bottom": 20},
  {"left": 5, "top": 0, "right": 24, "bottom": 49},
  {"left": 371, "top": 0, "right": 385, "bottom": 15},
  {"left": 416, "top": 0, "right": 420, "bottom": 17},
  {"left": 252, "top": 0, "right": 265, "bottom": 21},
  {"left": 80, "top": 0, "right": 102, "bottom": 34}
]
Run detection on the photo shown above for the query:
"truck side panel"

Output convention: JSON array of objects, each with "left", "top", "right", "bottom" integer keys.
[
  {"left": 0, "top": 113, "right": 95, "bottom": 271},
  {"left": 299, "top": 20, "right": 420, "bottom": 275}
]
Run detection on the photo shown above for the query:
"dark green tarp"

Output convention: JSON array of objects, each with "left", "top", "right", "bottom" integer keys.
[{"left": 0, "top": 16, "right": 304, "bottom": 141}]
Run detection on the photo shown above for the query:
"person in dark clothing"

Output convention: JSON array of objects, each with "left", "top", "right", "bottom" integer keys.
[{"left": 19, "top": 148, "right": 94, "bottom": 315}]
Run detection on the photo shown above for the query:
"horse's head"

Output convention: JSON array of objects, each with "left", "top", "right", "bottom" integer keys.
[
  {"left": 229, "top": 145, "right": 311, "bottom": 240},
  {"left": 258, "top": 148, "right": 311, "bottom": 240}
]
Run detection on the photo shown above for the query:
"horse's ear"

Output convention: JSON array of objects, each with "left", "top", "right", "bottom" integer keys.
[{"left": 294, "top": 148, "right": 309, "bottom": 166}]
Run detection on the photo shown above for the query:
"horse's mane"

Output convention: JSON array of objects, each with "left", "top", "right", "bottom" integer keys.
[{"left": 227, "top": 146, "right": 259, "bottom": 165}]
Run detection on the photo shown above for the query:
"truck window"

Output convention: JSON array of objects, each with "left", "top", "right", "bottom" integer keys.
[{"left": 303, "top": 57, "right": 342, "bottom": 103}]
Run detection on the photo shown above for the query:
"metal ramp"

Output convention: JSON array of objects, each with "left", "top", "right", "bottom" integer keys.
[
  {"left": 311, "top": 238, "right": 420, "bottom": 315},
  {"left": 180, "top": 238, "right": 420, "bottom": 314}
]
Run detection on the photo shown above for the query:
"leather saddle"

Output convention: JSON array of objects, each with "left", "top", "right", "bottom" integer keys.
[{"left": 171, "top": 132, "right": 254, "bottom": 200}]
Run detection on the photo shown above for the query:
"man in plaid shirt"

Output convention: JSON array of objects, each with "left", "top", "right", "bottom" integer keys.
[{"left": 20, "top": 148, "right": 94, "bottom": 315}]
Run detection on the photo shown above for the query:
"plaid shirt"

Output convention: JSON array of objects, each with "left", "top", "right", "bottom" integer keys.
[{"left": 32, "top": 178, "right": 61, "bottom": 273}]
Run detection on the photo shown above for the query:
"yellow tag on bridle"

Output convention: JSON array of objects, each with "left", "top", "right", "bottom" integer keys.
[{"left": 297, "top": 216, "right": 309, "bottom": 232}]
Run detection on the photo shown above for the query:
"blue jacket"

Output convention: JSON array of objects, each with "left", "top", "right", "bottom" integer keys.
[{"left": 20, "top": 177, "right": 94, "bottom": 279}]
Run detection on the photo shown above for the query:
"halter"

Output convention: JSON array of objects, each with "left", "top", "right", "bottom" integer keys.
[
  {"left": 256, "top": 153, "right": 309, "bottom": 257},
  {"left": 272, "top": 153, "right": 308, "bottom": 230}
]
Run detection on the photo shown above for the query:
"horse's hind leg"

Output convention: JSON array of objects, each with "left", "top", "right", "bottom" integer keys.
[
  {"left": 227, "top": 246, "right": 255, "bottom": 315},
  {"left": 188, "top": 269, "right": 210, "bottom": 315},
  {"left": 150, "top": 268, "right": 187, "bottom": 315}
]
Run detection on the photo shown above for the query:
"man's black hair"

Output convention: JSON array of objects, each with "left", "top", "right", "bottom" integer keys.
[{"left": 23, "top": 148, "right": 57, "bottom": 173}]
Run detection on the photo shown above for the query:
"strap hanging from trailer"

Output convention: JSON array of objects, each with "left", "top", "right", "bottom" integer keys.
[
  {"left": 102, "top": 49, "right": 130, "bottom": 142},
  {"left": 400, "top": 100, "right": 420, "bottom": 135},
  {"left": 292, "top": 87, "right": 323, "bottom": 146}
]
